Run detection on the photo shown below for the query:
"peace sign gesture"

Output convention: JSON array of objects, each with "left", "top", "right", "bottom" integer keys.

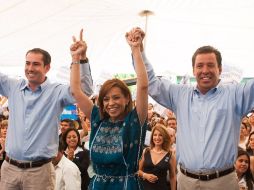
[{"left": 70, "top": 29, "right": 88, "bottom": 60}]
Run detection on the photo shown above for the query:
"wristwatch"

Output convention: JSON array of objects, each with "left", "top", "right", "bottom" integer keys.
[{"left": 80, "top": 57, "right": 89, "bottom": 64}]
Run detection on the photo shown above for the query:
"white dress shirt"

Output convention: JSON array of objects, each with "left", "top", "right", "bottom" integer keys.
[{"left": 55, "top": 155, "right": 81, "bottom": 190}]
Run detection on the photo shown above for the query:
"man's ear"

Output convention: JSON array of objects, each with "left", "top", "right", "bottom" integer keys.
[
  {"left": 219, "top": 66, "right": 222, "bottom": 75},
  {"left": 45, "top": 64, "right": 51, "bottom": 73},
  {"left": 192, "top": 67, "right": 196, "bottom": 77}
]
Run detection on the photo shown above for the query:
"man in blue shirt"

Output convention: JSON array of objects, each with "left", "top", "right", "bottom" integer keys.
[
  {"left": 129, "top": 28, "right": 254, "bottom": 190},
  {"left": 0, "top": 30, "right": 93, "bottom": 190}
]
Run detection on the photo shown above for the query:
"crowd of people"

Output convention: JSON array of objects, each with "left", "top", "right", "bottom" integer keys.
[
  {"left": 1, "top": 100, "right": 254, "bottom": 189},
  {"left": 0, "top": 27, "right": 254, "bottom": 190}
]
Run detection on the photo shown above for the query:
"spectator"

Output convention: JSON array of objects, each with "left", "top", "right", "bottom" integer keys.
[
  {"left": 0, "top": 115, "right": 7, "bottom": 123},
  {"left": 235, "top": 148, "right": 254, "bottom": 190},
  {"left": 0, "top": 119, "right": 8, "bottom": 179},
  {"left": 149, "top": 112, "right": 162, "bottom": 131},
  {"left": 138, "top": 124, "right": 176, "bottom": 190},
  {"left": 52, "top": 140, "right": 81, "bottom": 190},
  {"left": 167, "top": 127, "right": 176, "bottom": 154},
  {"left": 60, "top": 118, "right": 76, "bottom": 135},
  {"left": 166, "top": 117, "right": 177, "bottom": 131},
  {"left": 147, "top": 103, "right": 154, "bottom": 122},
  {"left": 76, "top": 106, "right": 90, "bottom": 142},
  {"left": 62, "top": 127, "right": 90, "bottom": 190},
  {"left": 239, "top": 122, "right": 248, "bottom": 150},
  {"left": 164, "top": 109, "right": 175, "bottom": 119},
  {"left": 60, "top": 115, "right": 88, "bottom": 148},
  {"left": 242, "top": 116, "right": 252, "bottom": 139},
  {"left": 246, "top": 131, "right": 254, "bottom": 156},
  {"left": 249, "top": 111, "right": 254, "bottom": 132}
]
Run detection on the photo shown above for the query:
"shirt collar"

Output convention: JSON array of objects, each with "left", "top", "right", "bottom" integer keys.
[
  {"left": 55, "top": 155, "right": 65, "bottom": 169},
  {"left": 19, "top": 77, "right": 50, "bottom": 91},
  {"left": 194, "top": 80, "right": 221, "bottom": 95}
]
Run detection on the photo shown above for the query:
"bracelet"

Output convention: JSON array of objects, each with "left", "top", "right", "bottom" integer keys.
[
  {"left": 72, "top": 61, "right": 80, "bottom": 65},
  {"left": 142, "top": 172, "right": 146, "bottom": 179}
]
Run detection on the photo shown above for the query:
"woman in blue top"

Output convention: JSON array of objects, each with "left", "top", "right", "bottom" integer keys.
[{"left": 70, "top": 28, "right": 148, "bottom": 190}]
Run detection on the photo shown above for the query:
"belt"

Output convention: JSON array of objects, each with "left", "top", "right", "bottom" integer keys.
[
  {"left": 5, "top": 156, "right": 52, "bottom": 169},
  {"left": 95, "top": 173, "right": 136, "bottom": 180},
  {"left": 180, "top": 166, "right": 235, "bottom": 181}
]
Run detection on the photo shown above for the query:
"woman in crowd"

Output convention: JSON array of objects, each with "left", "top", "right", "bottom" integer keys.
[
  {"left": 239, "top": 122, "right": 248, "bottom": 150},
  {"left": 138, "top": 124, "right": 176, "bottom": 190},
  {"left": 235, "top": 148, "right": 254, "bottom": 190},
  {"left": 246, "top": 131, "right": 254, "bottom": 156},
  {"left": 0, "top": 120, "right": 8, "bottom": 166},
  {"left": 166, "top": 127, "right": 176, "bottom": 154},
  {"left": 62, "top": 127, "right": 90, "bottom": 190},
  {"left": 76, "top": 106, "right": 90, "bottom": 147},
  {"left": 0, "top": 119, "right": 8, "bottom": 180},
  {"left": 69, "top": 28, "right": 148, "bottom": 190},
  {"left": 249, "top": 112, "right": 254, "bottom": 132},
  {"left": 147, "top": 103, "right": 154, "bottom": 129},
  {"left": 242, "top": 116, "right": 252, "bottom": 137}
]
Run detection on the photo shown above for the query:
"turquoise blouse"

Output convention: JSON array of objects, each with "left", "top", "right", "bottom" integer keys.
[{"left": 88, "top": 106, "right": 147, "bottom": 190}]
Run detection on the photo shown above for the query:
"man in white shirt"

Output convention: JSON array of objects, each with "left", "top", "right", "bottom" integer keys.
[{"left": 52, "top": 141, "right": 81, "bottom": 190}]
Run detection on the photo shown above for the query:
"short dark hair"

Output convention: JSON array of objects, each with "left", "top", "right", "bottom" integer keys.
[
  {"left": 26, "top": 48, "right": 51, "bottom": 66},
  {"left": 192, "top": 45, "right": 222, "bottom": 68},
  {"left": 61, "top": 119, "right": 75, "bottom": 128},
  {"left": 168, "top": 117, "right": 176, "bottom": 121},
  {"left": 0, "top": 114, "right": 7, "bottom": 122}
]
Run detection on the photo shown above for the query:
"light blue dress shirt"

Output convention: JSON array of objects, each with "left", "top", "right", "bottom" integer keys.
[
  {"left": 141, "top": 53, "right": 254, "bottom": 171},
  {"left": 0, "top": 63, "right": 93, "bottom": 161}
]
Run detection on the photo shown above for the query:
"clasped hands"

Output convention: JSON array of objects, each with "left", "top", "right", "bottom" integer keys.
[
  {"left": 70, "top": 27, "right": 145, "bottom": 59},
  {"left": 143, "top": 173, "right": 159, "bottom": 183},
  {"left": 125, "top": 27, "right": 145, "bottom": 51}
]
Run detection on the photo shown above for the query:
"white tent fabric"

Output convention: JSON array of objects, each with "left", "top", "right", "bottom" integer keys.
[{"left": 0, "top": 0, "right": 254, "bottom": 83}]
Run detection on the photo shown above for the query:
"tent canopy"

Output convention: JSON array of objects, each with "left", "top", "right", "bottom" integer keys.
[{"left": 0, "top": 0, "right": 253, "bottom": 83}]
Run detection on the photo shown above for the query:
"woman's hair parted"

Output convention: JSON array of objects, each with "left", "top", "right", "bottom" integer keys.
[
  {"left": 62, "top": 127, "right": 83, "bottom": 150},
  {"left": 246, "top": 131, "right": 254, "bottom": 151},
  {"left": 150, "top": 124, "right": 171, "bottom": 152},
  {"left": 236, "top": 148, "right": 254, "bottom": 189},
  {"left": 97, "top": 78, "right": 132, "bottom": 120}
]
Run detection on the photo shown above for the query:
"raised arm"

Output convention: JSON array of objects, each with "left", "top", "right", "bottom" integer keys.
[
  {"left": 169, "top": 153, "right": 177, "bottom": 190},
  {"left": 131, "top": 28, "right": 177, "bottom": 112},
  {"left": 70, "top": 29, "right": 93, "bottom": 120},
  {"left": 126, "top": 27, "right": 148, "bottom": 126}
]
